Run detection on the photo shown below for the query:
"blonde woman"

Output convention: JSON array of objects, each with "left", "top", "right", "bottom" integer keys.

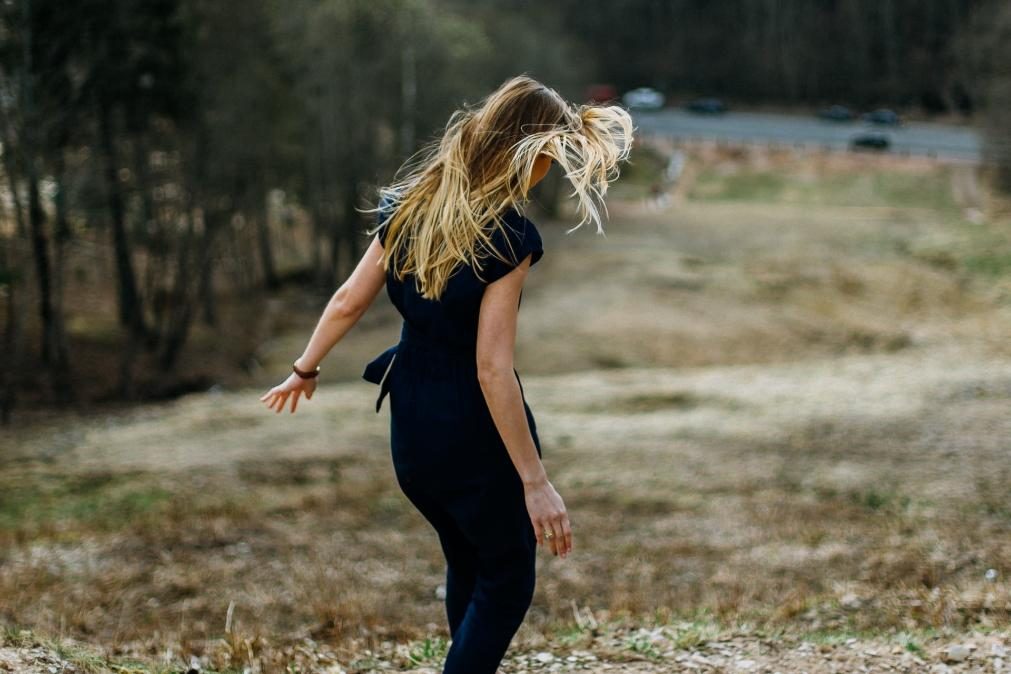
[{"left": 260, "top": 75, "right": 632, "bottom": 672}]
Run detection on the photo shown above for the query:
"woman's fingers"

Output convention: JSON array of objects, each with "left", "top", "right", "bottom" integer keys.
[
  {"left": 527, "top": 487, "right": 573, "bottom": 557},
  {"left": 560, "top": 516, "right": 573, "bottom": 556},
  {"left": 543, "top": 522, "right": 556, "bottom": 555},
  {"left": 260, "top": 381, "right": 313, "bottom": 414},
  {"left": 537, "top": 520, "right": 550, "bottom": 552},
  {"left": 543, "top": 518, "right": 561, "bottom": 556},
  {"left": 273, "top": 391, "right": 290, "bottom": 413},
  {"left": 552, "top": 518, "right": 566, "bottom": 556}
]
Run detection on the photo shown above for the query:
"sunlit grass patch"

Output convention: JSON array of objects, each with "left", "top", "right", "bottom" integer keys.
[
  {"left": 406, "top": 635, "right": 450, "bottom": 666},
  {"left": 689, "top": 163, "right": 960, "bottom": 214},
  {"left": 963, "top": 251, "right": 1011, "bottom": 278},
  {"left": 0, "top": 471, "right": 172, "bottom": 543}
]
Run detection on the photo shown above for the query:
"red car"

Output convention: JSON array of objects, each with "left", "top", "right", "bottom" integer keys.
[{"left": 585, "top": 84, "right": 618, "bottom": 104}]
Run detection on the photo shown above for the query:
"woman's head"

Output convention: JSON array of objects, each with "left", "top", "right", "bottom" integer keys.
[{"left": 372, "top": 75, "right": 634, "bottom": 299}]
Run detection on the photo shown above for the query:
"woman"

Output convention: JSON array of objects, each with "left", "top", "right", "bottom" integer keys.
[{"left": 259, "top": 75, "right": 632, "bottom": 673}]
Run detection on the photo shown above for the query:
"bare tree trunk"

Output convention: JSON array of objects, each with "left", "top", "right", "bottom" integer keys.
[
  {"left": 159, "top": 125, "right": 221, "bottom": 370},
  {"left": 130, "top": 127, "right": 163, "bottom": 336},
  {"left": 98, "top": 100, "right": 147, "bottom": 341},
  {"left": 198, "top": 238, "right": 217, "bottom": 326},
  {"left": 0, "top": 215, "right": 24, "bottom": 424},
  {"left": 255, "top": 179, "right": 279, "bottom": 290},
  {"left": 0, "top": 120, "right": 27, "bottom": 239},
  {"left": 158, "top": 209, "right": 197, "bottom": 372},
  {"left": 20, "top": 0, "right": 69, "bottom": 400},
  {"left": 27, "top": 173, "right": 57, "bottom": 362},
  {"left": 161, "top": 208, "right": 224, "bottom": 369},
  {"left": 51, "top": 151, "right": 75, "bottom": 403}
]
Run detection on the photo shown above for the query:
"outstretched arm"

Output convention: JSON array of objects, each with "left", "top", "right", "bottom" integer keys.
[
  {"left": 294, "top": 235, "right": 388, "bottom": 372},
  {"left": 260, "top": 234, "right": 388, "bottom": 414}
]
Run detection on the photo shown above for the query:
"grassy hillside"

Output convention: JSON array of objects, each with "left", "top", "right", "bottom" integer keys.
[{"left": 3, "top": 144, "right": 1010, "bottom": 672}]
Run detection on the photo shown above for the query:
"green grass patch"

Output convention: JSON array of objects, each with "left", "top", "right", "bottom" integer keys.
[
  {"left": 406, "top": 636, "right": 450, "bottom": 666},
  {"left": 692, "top": 170, "right": 785, "bottom": 202},
  {"left": 0, "top": 471, "right": 172, "bottom": 540},
  {"left": 847, "top": 487, "right": 910, "bottom": 513},
  {"left": 689, "top": 166, "right": 960, "bottom": 213},
  {"left": 962, "top": 251, "right": 1011, "bottom": 278}
]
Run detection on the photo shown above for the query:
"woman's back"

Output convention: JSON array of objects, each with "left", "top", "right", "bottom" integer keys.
[
  {"left": 379, "top": 203, "right": 544, "bottom": 351},
  {"left": 362, "top": 204, "right": 544, "bottom": 444}
]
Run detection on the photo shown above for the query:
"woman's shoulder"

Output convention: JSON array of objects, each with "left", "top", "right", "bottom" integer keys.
[
  {"left": 476, "top": 205, "right": 544, "bottom": 283},
  {"left": 493, "top": 205, "right": 541, "bottom": 246}
]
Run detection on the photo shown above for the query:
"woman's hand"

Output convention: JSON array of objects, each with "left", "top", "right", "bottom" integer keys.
[
  {"left": 524, "top": 477, "right": 573, "bottom": 558},
  {"left": 259, "top": 373, "right": 316, "bottom": 414}
]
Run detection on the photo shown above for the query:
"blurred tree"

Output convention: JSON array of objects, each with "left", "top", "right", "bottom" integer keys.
[
  {"left": 153, "top": 0, "right": 300, "bottom": 370},
  {"left": 956, "top": 0, "right": 1011, "bottom": 191},
  {"left": 2, "top": 0, "right": 1002, "bottom": 414},
  {"left": 544, "top": 0, "right": 986, "bottom": 111},
  {"left": 277, "top": 0, "right": 495, "bottom": 287}
]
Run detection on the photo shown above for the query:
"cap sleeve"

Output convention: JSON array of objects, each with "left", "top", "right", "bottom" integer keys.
[{"left": 477, "top": 209, "right": 544, "bottom": 284}]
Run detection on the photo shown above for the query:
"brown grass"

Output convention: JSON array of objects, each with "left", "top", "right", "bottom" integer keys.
[{"left": 3, "top": 145, "right": 1011, "bottom": 672}]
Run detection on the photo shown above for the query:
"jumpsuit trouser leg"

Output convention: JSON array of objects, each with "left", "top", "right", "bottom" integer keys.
[{"left": 395, "top": 464, "right": 537, "bottom": 674}]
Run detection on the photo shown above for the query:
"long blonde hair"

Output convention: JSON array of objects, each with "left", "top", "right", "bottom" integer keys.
[{"left": 367, "top": 75, "right": 634, "bottom": 300}]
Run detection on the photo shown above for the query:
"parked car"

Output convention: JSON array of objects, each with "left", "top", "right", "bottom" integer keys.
[
  {"left": 818, "top": 105, "right": 854, "bottom": 122},
  {"left": 862, "top": 108, "right": 902, "bottom": 126},
  {"left": 850, "top": 132, "right": 891, "bottom": 151},
  {"left": 685, "top": 97, "right": 727, "bottom": 114},
  {"left": 586, "top": 84, "right": 618, "bottom": 104},
  {"left": 623, "top": 87, "right": 665, "bottom": 110}
]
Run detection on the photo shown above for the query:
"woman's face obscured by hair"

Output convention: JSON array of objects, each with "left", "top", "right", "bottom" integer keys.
[{"left": 528, "top": 154, "right": 553, "bottom": 189}]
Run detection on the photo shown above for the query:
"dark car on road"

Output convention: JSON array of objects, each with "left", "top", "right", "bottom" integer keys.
[
  {"left": 862, "top": 108, "right": 902, "bottom": 126},
  {"left": 818, "top": 105, "right": 854, "bottom": 122},
  {"left": 686, "top": 97, "right": 727, "bottom": 114},
  {"left": 850, "top": 132, "right": 891, "bottom": 151}
]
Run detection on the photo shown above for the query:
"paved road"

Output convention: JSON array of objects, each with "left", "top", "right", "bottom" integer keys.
[{"left": 633, "top": 109, "right": 983, "bottom": 163}]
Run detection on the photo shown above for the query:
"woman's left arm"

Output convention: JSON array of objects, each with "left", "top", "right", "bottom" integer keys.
[{"left": 260, "top": 235, "right": 388, "bottom": 413}]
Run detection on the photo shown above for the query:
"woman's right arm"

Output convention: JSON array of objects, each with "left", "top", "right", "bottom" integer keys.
[
  {"left": 260, "top": 234, "right": 389, "bottom": 414},
  {"left": 476, "top": 254, "right": 572, "bottom": 558}
]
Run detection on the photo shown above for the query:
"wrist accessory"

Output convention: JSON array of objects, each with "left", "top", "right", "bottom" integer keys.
[{"left": 293, "top": 360, "right": 320, "bottom": 379}]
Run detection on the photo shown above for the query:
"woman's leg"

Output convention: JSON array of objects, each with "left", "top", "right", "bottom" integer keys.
[
  {"left": 394, "top": 469, "right": 479, "bottom": 637},
  {"left": 442, "top": 545, "right": 477, "bottom": 634},
  {"left": 440, "top": 540, "right": 536, "bottom": 673},
  {"left": 440, "top": 468, "right": 537, "bottom": 674}
]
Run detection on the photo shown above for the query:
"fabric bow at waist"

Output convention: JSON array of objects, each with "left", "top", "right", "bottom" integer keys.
[
  {"left": 361, "top": 322, "right": 477, "bottom": 413},
  {"left": 362, "top": 343, "right": 398, "bottom": 413}
]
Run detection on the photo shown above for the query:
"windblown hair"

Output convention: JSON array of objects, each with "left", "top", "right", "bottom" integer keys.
[{"left": 366, "top": 75, "right": 634, "bottom": 300}]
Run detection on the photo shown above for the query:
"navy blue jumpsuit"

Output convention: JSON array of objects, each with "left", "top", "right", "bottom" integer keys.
[{"left": 361, "top": 203, "right": 544, "bottom": 673}]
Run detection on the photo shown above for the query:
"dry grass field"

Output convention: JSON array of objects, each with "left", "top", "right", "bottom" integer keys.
[{"left": 2, "top": 144, "right": 1011, "bottom": 672}]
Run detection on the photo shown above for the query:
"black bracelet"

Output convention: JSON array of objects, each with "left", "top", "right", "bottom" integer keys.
[{"left": 293, "top": 360, "right": 320, "bottom": 379}]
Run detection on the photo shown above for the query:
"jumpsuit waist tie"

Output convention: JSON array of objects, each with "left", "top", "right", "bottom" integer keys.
[{"left": 361, "top": 322, "right": 477, "bottom": 413}]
